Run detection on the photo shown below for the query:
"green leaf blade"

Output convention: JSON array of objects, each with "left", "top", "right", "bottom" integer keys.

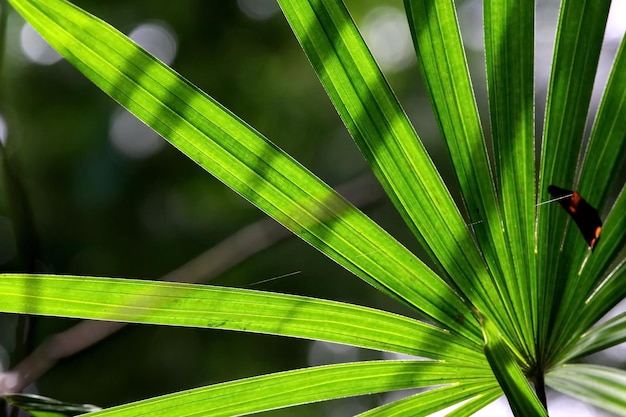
[
  {"left": 0, "top": 274, "right": 485, "bottom": 364},
  {"left": 565, "top": 256, "right": 626, "bottom": 363},
  {"left": 481, "top": 314, "right": 547, "bottom": 417},
  {"left": 561, "top": 310, "right": 626, "bottom": 363},
  {"left": 82, "top": 361, "right": 495, "bottom": 417},
  {"left": 443, "top": 387, "right": 503, "bottom": 417},
  {"left": 357, "top": 383, "right": 501, "bottom": 417},
  {"left": 547, "top": 365, "right": 626, "bottom": 416},
  {"left": 484, "top": 0, "right": 536, "bottom": 362}
]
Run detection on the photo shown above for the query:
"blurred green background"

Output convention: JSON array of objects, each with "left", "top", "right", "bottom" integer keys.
[{"left": 0, "top": 0, "right": 623, "bottom": 415}]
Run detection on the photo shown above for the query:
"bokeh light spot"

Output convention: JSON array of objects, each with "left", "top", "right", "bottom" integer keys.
[
  {"left": 19, "top": 23, "right": 62, "bottom": 65},
  {"left": 237, "top": 0, "right": 280, "bottom": 21},
  {"left": 362, "top": 7, "right": 415, "bottom": 73},
  {"left": 0, "top": 114, "right": 8, "bottom": 145},
  {"left": 109, "top": 109, "right": 164, "bottom": 159},
  {"left": 307, "top": 341, "right": 359, "bottom": 366},
  {"left": 129, "top": 22, "right": 178, "bottom": 65}
]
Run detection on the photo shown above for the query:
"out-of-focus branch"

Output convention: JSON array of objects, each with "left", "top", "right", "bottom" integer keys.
[{"left": 0, "top": 174, "right": 384, "bottom": 393}]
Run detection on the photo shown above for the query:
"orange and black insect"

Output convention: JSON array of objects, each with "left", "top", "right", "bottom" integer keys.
[{"left": 548, "top": 185, "right": 602, "bottom": 250}]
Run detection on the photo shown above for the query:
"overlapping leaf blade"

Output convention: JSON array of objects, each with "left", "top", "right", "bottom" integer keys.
[
  {"left": 7, "top": 0, "right": 480, "bottom": 339},
  {"left": 403, "top": 0, "right": 525, "bottom": 360},
  {"left": 550, "top": 34, "right": 626, "bottom": 355},
  {"left": 536, "top": 0, "right": 612, "bottom": 361}
]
